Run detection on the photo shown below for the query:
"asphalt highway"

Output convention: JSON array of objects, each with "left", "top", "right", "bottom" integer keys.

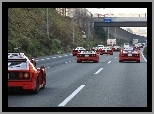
[{"left": 8, "top": 48, "right": 147, "bottom": 107}]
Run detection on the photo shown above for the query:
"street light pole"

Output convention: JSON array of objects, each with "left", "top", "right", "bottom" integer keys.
[
  {"left": 47, "top": 8, "right": 49, "bottom": 39},
  {"left": 115, "top": 27, "right": 116, "bottom": 39}
]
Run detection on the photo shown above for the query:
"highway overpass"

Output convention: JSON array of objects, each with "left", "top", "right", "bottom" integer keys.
[{"left": 91, "top": 17, "right": 147, "bottom": 27}]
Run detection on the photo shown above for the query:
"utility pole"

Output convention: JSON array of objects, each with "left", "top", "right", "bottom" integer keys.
[
  {"left": 47, "top": 8, "right": 49, "bottom": 39},
  {"left": 72, "top": 14, "right": 74, "bottom": 43},
  {"left": 108, "top": 27, "right": 109, "bottom": 39}
]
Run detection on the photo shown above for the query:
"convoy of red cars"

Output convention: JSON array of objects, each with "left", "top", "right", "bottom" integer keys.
[{"left": 8, "top": 43, "right": 144, "bottom": 94}]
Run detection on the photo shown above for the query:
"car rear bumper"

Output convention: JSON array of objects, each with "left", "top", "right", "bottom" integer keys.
[
  {"left": 8, "top": 81, "right": 36, "bottom": 90},
  {"left": 77, "top": 57, "right": 98, "bottom": 61},
  {"left": 100, "top": 51, "right": 113, "bottom": 54},
  {"left": 113, "top": 49, "right": 120, "bottom": 51},
  {"left": 119, "top": 57, "right": 140, "bottom": 61}
]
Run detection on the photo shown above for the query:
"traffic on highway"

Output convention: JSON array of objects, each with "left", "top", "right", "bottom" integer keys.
[{"left": 8, "top": 44, "right": 147, "bottom": 107}]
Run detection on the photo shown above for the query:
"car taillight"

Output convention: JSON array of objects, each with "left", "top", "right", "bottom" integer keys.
[
  {"left": 19, "top": 72, "right": 23, "bottom": 78},
  {"left": 18, "top": 72, "right": 30, "bottom": 79},
  {"left": 24, "top": 73, "right": 29, "bottom": 78}
]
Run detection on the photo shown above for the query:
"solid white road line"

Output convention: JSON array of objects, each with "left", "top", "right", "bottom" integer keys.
[
  {"left": 58, "top": 85, "right": 85, "bottom": 106},
  {"left": 41, "top": 59, "right": 44, "bottom": 60},
  {"left": 107, "top": 61, "right": 111, "bottom": 64},
  {"left": 141, "top": 51, "right": 147, "bottom": 62},
  {"left": 95, "top": 68, "right": 103, "bottom": 74}
]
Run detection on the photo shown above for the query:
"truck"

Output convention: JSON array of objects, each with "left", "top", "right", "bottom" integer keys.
[
  {"left": 124, "top": 43, "right": 129, "bottom": 49},
  {"left": 107, "top": 39, "right": 116, "bottom": 46},
  {"left": 133, "top": 39, "right": 138, "bottom": 46}
]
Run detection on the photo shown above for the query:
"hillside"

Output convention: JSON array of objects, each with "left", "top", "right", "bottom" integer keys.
[{"left": 8, "top": 8, "right": 105, "bottom": 57}]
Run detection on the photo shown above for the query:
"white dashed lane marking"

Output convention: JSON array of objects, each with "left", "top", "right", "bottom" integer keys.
[
  {"left": 65, "top": 62, "right": 68, "bottom": 63},
  {"left": 58, "top": 85, "right": 85, "bottom": 107},
  {"left": 35, "top": 60, "right": 39, "bottom": 61},
  {"left": 69, "top": 61, "right": 71, "bottom": 62},
  {"left": 107, "top": 61, "right": 111, "bottom": 64},
  {"left": 95, "top": 68, "right": 103, "bottom": 74},
  {"left": 115, "top": 57, "right": 117, "bottom": 58},
  {"left": 35, "top": 54, "right": 72, "bottom": 61},
  {"left": 47, "top": 67, "right": 50, "bottom": 69}
]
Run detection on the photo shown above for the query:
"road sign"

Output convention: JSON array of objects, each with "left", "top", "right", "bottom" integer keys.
[{"left": 104, "top": 18, "right": 112, "bottom": 22}]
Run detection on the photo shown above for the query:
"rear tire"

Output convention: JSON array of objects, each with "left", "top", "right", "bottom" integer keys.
[
  {"left": 42, "top": 72, "right": 46, "bottom": 89},
  {"left": 33, "top": 78, "right": 39, "bottom": 94},
  {"left": 119, "top": 60, "right": 123, "bottom": 62}
]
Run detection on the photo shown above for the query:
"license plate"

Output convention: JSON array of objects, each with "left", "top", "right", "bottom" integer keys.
[
  {"left": 8, "top": 73, "right": 9, "bottom": 79},
  {"left": 85, "top": 55, "right": 89, "bottom": 57},
  {"left": 105, "top": 50, "right": 107, "bottom": 52},
  {"left": 128, "top": 54, "right": 132, "bottom": 56}
]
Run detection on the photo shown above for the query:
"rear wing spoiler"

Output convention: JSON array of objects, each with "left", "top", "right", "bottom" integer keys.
[{"left": 8, "top": 58, "right": 27, "bottom": 62}]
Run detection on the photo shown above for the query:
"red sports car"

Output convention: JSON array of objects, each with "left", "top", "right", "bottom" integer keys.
[
  {"left": 72, "top": 47, "right": 86, "bottom": 56},
  {"left": 119, "top": 48, "right": 140, "bottom": 63},
  {"left": 76, "top": 50, "right": 99, "bottom": 63},
  {"left": 133, "top": 46, "right": 140, "bottom": 50},
  {"left": 112, "top": 46, "right": 121, "bottom": 51},
  {"left": 8, "top": 52, "right": 46, "bottom": 94},
  {"left": 99, "top": 47, "right": 113, "bottom": 55}
]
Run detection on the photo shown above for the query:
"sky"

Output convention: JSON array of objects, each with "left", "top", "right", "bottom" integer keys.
[{"left": 86, "top": 8, "right": 147, "bottom": 15}]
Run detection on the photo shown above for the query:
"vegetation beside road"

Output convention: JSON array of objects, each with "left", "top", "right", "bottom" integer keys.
[{"left": 8, "top": 8, "right": 106, "bottom": 57}]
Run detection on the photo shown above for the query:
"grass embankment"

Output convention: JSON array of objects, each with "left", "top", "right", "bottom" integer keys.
[{"left": 8, "top": 8, "right": 105, "bottom": 57}]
